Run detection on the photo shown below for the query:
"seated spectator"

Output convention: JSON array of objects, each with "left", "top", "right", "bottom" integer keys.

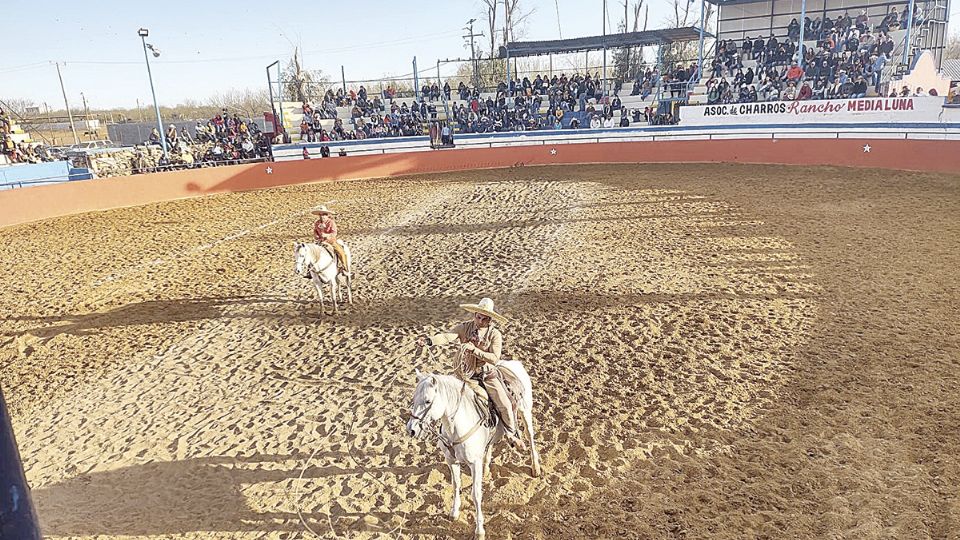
[
  {"left": 880, "top": 8, "right": 901, "bottom": 31},
  {"left": 786, "top": 63, "right": 804, "bottom": 82},
  {"left": 787, "top": 18, "right": 801, "bottom": 40},
  {"left": 851, "top": 77, "right": 868, "bottom": 98}
]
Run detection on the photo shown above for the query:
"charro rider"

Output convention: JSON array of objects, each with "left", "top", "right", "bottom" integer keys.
[
  {"left": 417, "top": 298, "right": 525, "bottom": 449},
  {"left": 311, "top": 205, "right": 350, "bottom": 276}
]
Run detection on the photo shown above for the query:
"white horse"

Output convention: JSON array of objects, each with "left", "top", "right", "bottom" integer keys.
[
  {"left": 294, "top": 241, "right": 353, "bottom": 313},
  {"left": 406, "top": 361, "right": 541, "bottom": 539}
]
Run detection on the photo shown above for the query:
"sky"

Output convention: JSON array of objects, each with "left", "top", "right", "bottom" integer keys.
[
  {"left": 0, "top": 0, "right": 693, "bottom": 110},
  {"left": 6, "top": 1, "right": 956, "bottom": 111}
]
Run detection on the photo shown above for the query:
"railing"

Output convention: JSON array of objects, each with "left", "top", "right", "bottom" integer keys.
[
  {"left": 0, "top": 100, "right": 53, "bottom": 146},
  {"left": 1, "top": 156, "right": 271, "bottom": 190}
]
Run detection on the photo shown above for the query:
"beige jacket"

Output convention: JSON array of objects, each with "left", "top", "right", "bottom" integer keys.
[{"left": 429, "top": 321, "right": 502, "bottom": 377}]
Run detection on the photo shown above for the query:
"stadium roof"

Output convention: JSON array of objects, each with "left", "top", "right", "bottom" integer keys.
[
  {"left": 702, "top": 0, "right": 772, "bottom": 5},
  {"left": 498, "top": 27, "right": 711, "bottom": 59}
]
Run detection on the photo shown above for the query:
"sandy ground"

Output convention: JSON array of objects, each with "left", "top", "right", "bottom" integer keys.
[{"left": 1, "top": 163, "right": 958, "bottom": 539}]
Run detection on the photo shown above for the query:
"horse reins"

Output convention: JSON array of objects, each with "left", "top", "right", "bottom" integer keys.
[{"left": 413, "top": 347, "right": 488, "bottom": 451}]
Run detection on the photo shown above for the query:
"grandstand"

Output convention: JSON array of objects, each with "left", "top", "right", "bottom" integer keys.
[
  {"left": 688, "top": 0, "right": 949, "bottom": 103},
  {"left": 265, "top": 0, "right": 952, "bottom": 145},
  {"left": 0, "top": 112, "right": 36, "bottom": 166}
]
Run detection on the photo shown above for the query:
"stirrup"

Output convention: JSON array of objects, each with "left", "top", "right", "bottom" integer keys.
[{"left": 506, "top": 429, "right": 526, "bottom": 450}]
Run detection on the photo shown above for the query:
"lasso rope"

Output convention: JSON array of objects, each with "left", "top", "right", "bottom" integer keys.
[{"left": 292, "top": 343, "right": 420, "bottom": 538}]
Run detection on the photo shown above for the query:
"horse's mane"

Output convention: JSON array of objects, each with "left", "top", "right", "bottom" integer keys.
[
  {"left": 300, "top": 243, "right": 325, "bottom": 259},
  {"left": 299, "top": 242, "right": 332, "bottom": 265},
  {"left": 415, "top": 373, "right": 462, "bottom": 404}
]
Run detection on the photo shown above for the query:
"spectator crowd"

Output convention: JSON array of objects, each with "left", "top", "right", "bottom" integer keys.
[
  {"left": 142, "top": 108, "right": 271, "bottom": 168},
  {"left": 705, "top": 3, "right": 934, "bottom": 104},
  {"left": 1, "top": 108, "right": 59, "bottom": 164},
  {"left": 294, "top": 70, "right": 683, "bottom": 144},
  {"left": 447, "top": 72, "right": 678, "bottom": 132}
]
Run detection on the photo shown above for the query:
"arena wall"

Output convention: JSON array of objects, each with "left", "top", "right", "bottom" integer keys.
[{"left": 1, "top": 137, "right": 959, "bottom": 229}]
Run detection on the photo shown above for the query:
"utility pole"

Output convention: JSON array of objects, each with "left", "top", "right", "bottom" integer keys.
[
  {"left": 55, "top": 62, "right": 80, "bottom": 145},
  {"left": 80, "top": 92, "right": 90, "bottom": 138},
  {"left": 603, "top": 0, "right": 608, "bottom": 96},
  {"left": 136, "top": 98, "right": 144, "bottom": 122},
  {"left": 266, "top": 60, "right": 281, "bottom": 140},
  {"left": 504, "top": 0, "right": 511, "bottom": 94},
  {"left": 624, "top": 0, "right": 631, "bottom": 80},
  {"left": 413, "top": 56, "right": 420, "bottom": 101},
  {"left": 463, "top": 18, "right": 483, "bottom": 89}
]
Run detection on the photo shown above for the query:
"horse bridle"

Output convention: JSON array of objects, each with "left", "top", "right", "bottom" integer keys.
[
  {"left": 295, "top": 244, "right": 336, "bottom": 283},
  {"left": 409, "top": 380, "right": 484, "bottom": 452}
]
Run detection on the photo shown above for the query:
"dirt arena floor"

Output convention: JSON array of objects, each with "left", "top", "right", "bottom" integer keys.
[{"left": 1, "top": 163, "right": 958, "bottom": 539}]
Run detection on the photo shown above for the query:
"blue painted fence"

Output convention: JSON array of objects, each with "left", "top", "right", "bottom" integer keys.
[{"left": 0, "top": 161, "right": 92, "bottom": 190}]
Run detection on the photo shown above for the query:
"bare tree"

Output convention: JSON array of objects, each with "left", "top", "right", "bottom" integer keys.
[
  {"left": 479, "top": 0, "right": 499, "bottom": 58},
  {"left": 207, "top": 88, "right": 269, "bottom": 118},
  {"left": 281, "top": 48, "right": 330, "bottom": 103},
  {"left": 503, "top": 0, "right": 536, "bottom": 44},
  {"left": 946, "top": 34, "right": 960, "bottom": 60},
  {"left": 0, "top": 98, "right": 37, "bottom": 116},
  {"left": 614, "top": 0, "right": 649, "bottom": 81},
  {"left": 661, "top": 0, "right": 713, "bottom": 70}
]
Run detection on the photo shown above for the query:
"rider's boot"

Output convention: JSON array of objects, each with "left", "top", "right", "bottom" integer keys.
[{"left": 505, "top": 426, "right": 526, "bottom": 451}]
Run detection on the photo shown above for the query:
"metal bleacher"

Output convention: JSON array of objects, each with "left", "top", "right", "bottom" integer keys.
[{"left": 273, "top": 78, "right": 673, "bottom": 142}]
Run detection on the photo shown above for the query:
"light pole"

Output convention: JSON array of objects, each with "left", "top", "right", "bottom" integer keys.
[
  {"left": 138, "top": 28, "right": 168, "bottom": 162},
  {"left": 266, "top": 60, "right": 281, "bottom": 139}
]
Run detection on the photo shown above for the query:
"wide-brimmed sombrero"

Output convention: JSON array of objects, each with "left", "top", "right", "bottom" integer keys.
[
  {"left": 310, "top": 205, "right": 335, "bottom": 216},
  {"left": 459, "top": 297, "right": 508, "bottom": 324}
]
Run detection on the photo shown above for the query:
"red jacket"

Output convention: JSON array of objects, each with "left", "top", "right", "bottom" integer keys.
[{"left": 314, "top": 217, "right": 337, "bottom": 243}]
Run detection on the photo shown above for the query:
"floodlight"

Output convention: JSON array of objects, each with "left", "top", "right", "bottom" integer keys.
[{"left": 138, "top": 28, "right": 149, "bottom": 37}]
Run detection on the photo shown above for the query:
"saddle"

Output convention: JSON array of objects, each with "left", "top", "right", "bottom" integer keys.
[
  {"left": 458, "top": 364, "right": 525, "bottom": 432},
  {"left": 319, "top": 241, "right": 348, "bottom": 274}
]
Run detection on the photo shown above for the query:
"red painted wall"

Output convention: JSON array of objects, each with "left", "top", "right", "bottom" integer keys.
[{"left": 2, "top": 138, "right": 958, "bottom": 229}]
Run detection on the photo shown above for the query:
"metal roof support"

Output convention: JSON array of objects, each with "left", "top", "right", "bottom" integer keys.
[
  {"left": 698, "top": 0, "right": 707, "bottom": 88},
  {"left": 903, "top": 0, "right": 917, "bottom": 66},
  {"left": 798, "top": 0, "right": 808, "bottom": 69}
]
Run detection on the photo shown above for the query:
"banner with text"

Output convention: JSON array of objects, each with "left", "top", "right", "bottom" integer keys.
[{"left": 680, "top": 96, "right": 945, "bottom": 126}]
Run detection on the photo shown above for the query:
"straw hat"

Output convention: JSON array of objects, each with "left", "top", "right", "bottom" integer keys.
[
  {"left": 459, "top": 297, "right": 508, "bottom": 324},
  {"left": 310, "top": 205, "right": 335, "bottom": 216}
]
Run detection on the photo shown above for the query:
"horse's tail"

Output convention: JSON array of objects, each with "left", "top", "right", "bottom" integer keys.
[
  {"left": 499, "top": 359, "right": 533, "bottom": 412},
  {"left": 338, "top": 240, "right": 352, "bottom": 272}
]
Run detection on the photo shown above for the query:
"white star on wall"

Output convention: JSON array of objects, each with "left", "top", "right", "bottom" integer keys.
[
  {"left": 863, "top": 144, "right": 871, "bottom": 153},
  {"left": 549, "top": 148, "right": 557, "bottom": 155},
  {"left": 266, "top": 166, "right": 273, "bottom": 174}
]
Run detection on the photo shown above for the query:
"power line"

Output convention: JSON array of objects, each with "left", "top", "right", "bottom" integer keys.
[
  {"left": 60, "top": 29, "right": 463, "bottom": 67},
  {"left": 0, "top": 62, "right": 49, "bottom": 74}
]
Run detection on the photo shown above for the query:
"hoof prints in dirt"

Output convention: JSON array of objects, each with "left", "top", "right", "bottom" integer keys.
[{"left": 3, "top": 169, "right": 816, "bottom": 539}]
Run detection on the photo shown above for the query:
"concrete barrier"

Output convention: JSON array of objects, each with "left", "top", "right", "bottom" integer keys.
[{"left": 1, "top": 137, "right": 958, "bottom": 229}]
